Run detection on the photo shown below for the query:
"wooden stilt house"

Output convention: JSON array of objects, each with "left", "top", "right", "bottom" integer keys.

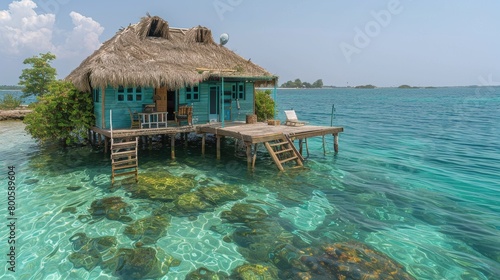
[{"left": 66, "top": 15, "right": 278, "bottom": 129}]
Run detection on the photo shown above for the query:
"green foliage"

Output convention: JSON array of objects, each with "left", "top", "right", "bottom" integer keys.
[
  {"left": 255, "top": 89, "right": 275, "bottom": 121},
  {"left": 18, "top": 52, "right": 57, "bottom": 98},
  {"left": 0, "top": 93, "right": 22, "bottom": 109},
  {"left": 280, "top": 78, "right": 324, "bottom": 88},
  {"left": 23, "top": 81, "right": 94, "bottom": 146},
  {"left": 355, "top": 84, "right": 376, "bottom": 89}
]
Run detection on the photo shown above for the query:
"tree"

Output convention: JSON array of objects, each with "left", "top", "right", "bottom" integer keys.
[
  {"left": 255, "top": 89, "right": 275, "bottom": 121},
  {"left": 19, "top": 52, "right": 57, "bottom": 98},
  {"left": 312, "top": 79, "right": 323, "bottom": 88},
  {"left": 23, "top": 80, "right": 94, "bottom": 146}
]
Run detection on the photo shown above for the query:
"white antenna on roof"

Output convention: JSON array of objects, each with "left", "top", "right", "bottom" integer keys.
[{"left": 219, "top": 33, "right": 229, "bottom": 46}]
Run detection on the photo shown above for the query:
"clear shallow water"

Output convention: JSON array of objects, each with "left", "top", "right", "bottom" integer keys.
[{"left": 0, "top": 87, "right": 499, "bottom": 279}]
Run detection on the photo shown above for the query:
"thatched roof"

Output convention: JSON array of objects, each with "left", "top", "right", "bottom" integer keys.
[{"left": 66, "top": 16, "right": 277, "bottom": 92}]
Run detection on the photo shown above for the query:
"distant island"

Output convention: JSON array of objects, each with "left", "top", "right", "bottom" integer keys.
[
  {"left": 280, "top": 78, "right": 324, "bottom": 88},
  {"left": 0, "top": 85, "right": 23, "bottom": 90},
  {"left": 355, "top": 84, "right": 376, "bottom": 89}
]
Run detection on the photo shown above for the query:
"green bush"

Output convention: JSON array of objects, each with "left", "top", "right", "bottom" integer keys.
[
  {"left": 0, "top": 93, "right": 22, "bottom": 109},
  {"left": 255, "top": 89, "right": 275, "bottom": 121},
  {"left": 23, "top": 81, "right": 94, "bottom": 146}
]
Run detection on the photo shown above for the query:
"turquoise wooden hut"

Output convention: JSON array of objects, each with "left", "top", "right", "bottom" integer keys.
[{"left": 66, "top": 15, "right": 277, "bottom": 129}]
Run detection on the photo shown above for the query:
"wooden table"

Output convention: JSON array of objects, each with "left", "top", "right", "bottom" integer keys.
[{"left": 138, "top": 112, "right": 168, "bottom": 128}]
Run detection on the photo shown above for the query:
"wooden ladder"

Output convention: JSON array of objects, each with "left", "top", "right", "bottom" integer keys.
[
  {"left": 264, "top": 134, "right": 304, "bottom": 171},
  {"left": 110, "top": 109, "right": 138, "bottom": 185},
  {"left": 111, "top": 137, "right": 139, "bottom": 185}
]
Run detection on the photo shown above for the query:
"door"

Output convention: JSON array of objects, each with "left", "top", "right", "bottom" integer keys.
[
  {"left": 155, "top": 87, "right": 167, "bottom": 112},
  {"left": 209, "top": 86, "right": 219, "bottom": 122}
]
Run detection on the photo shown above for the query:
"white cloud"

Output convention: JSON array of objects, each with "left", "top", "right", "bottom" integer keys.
[
  {"left": 0, "top": 0, "right": 104, "bottom": 58},
  {"left": 0, "top": 0, "right": 55, "bottom": 54},
  {"left": 56, "top": 11, "right": 104, "bottom": 58}
]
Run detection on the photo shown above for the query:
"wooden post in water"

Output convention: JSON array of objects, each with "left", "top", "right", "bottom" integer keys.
[
  {"left": 104, "top": 136, "right": 109, "bottom": 153},
  {"left": 252, "top": 144, "right": 258, "bottom": 169},
  {"left": 333, "top": 133, "right": 339, "bottom": 153},
  {"left": 216, "top": 135, "right": 221, "bottom": 160},
  {"left": 201, "top": 133, "right": 206, "bottom": 155},
  {"left": 322, "top": 135, "right": 326, "bottom": 155},
  {"left": 246, "top": 142, "right": 252, "bottom": 169},
  {"left": 170, "top": 134, "right": 176, "bottom": 159}
]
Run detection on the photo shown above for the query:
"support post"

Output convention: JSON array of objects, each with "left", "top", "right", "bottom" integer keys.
[
  {"left": 216, "top": 135, "right": 221, "bottom": 160},
  {"left": 298, "top": 139, "right": 303, "bottom": 155},
  {"left": 104, "top": 137, "right": 109, "bottom": 153},
  {"left": 322, "top": 135, "right": 326, "bottom": 155},
  {"left": 201, "top": 133, "right": 206, "bottom": 155},
  {"left": 273, "top": 81, "right": 278, "bottom": 119},
  {"left": 246, "top": 142, "right": 252, "bottom": 169},
  {"left": 221, "top": 77, "right": 225, "bottom": 128},
  {"left": 101, "top": 87, "right": 106, "bottom": 128},
  {"left": 170, "top": 134, "right": 176, "bottom": 159},
  {"left": 252, "top": 144, "right": 258, "bottom": 169},
  {"left": 333, "top": 133, "right": 339, "bottom": 153}
]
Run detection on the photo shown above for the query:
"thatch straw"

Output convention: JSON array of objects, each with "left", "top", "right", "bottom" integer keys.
[{"left": 66, "top": 15, "right": 276, "bottom": 92}]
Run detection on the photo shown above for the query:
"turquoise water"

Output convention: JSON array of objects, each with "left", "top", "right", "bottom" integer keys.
[
  {"left": 1, "top": 87, "right": 499, "bottom": 279},
  {"left": 0, "top": 90, "right": 36, "bottom": 105}
]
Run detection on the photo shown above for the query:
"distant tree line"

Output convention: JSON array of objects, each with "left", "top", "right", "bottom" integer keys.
[
  {"left": 0, "top": 85, "right": 23, "bottom": 90},
  {"left": 280, "top": 78, "right": 324, "bottom": 88}
]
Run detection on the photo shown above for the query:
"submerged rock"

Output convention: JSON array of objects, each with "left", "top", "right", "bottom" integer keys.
[
  {"left": 67, "top": 186, "right": 82, "bottom": 191},
  {"left": 88, "top": 197, "right": 132, "bottom": 222},
  {"left": 124, "top": 215, "right": 171, "bottom": 245},
  {"left": 170, "top": 185, "right": 247, "bottom": 217},
  {"left": 129, "top": 172, "right": 196, "bottom": 201},
  {"left": 101, "top": 247, "right": 181, "bottom": 279},
  {"left": 68, "top": 233, "right": 117, "bottom": 271},
  {"left": 230, "top": 263, "right": 279, "bottom": 280},
  {"left": 198, "top": 185, "right": 247, "bottom": 205},
  {"left": 273, "top": 241, "right": 416, "bottom": 280},
  {"left": 220, "top": 203, "right": 268, "bottom": 223},
  {"left": 185, "top": 267, "right": 229, "bottom": 280}
]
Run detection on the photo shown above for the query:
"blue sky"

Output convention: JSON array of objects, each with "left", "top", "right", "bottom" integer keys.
[{"left": 1, "top": 0, "right": 499, "bottom": 87}]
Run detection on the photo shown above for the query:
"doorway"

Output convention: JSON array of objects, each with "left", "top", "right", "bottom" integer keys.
[
  {"left": 209, "top": 86, "right": 219, "bottom": 122},
  {"left": 167, "top": 90, "right": 176, "bottom": 120}
]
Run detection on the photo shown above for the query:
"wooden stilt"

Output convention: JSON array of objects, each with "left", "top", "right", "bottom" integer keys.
[
  {"left": 92, "top": 131, "right": 97, "bottom": 146},
  {"left": 305, "top": 138, "right": 310, "bottom": 158},
  {"left": 246, "top": 142, "right": 252, "bottom": 169},
  {"left": 104, "top": 137, "right": 109, "bottom": 153},
  {"left": 88, "top": 129, "right": 92, "bottom": 145},
  {"left": 171, "top": 134, "right": 176, "bottom": 159},
  {"left": 299, "top": 139, "right": 303, "bottom": 155},
  {"left": 333, "top": 133, "right": 339, "bottom": 153},
  {"left": 322, "top": 135, "right": 326, "bottom": 155},
  {"left": 201, "top": 133, "right": 206, "bottom": 155},
  {"left": 252, "top": 144, "right": 258, "bottom": 169},
  {"left": 216, "top": 135, "right": 221, "bottom": 160}
]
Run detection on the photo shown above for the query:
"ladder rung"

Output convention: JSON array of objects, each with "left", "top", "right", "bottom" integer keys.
[
  {"left": 112, "top": 164, "right": 138, "bottom": 171},
  {"left": 112, "top": 141, "right": 137, "bottom": 149},
  {"left": 112, "top": 158, "right": 137, "bottom": 165},
  {"left": 112, "top": 170, "right": 137, "bottom": 177},
  {"left": 111, "top": 151, "right": 137, "bottom": 159},
  {"left": 274, "top": 148, "right": 293, "bottom": 155},
  {"left": 280, "top": 156, "right": 298, "bottom": 164},
  {"left": 269, "top": 141, "right": 288, "bottom": 147}
]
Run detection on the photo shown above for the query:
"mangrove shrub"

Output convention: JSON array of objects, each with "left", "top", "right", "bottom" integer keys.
[
  {"left": 0, "top": 93, "right": 22, "bottom": 109},
  {"left": 255, "top": 89, "right": 275, "bottom": 121},
  {"left": 24, "top": 81, "right": 94, "bottom": 145}
]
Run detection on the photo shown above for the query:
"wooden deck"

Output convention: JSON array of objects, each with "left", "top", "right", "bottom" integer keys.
[
  {"left": 90, "top": 121, "right": 344, "bottom": 171},
  {"left": 197, "top": 122, "right": 344, "bottom": 144}
]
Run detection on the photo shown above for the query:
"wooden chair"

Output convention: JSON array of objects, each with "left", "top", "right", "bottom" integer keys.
[
  {"left": 174, "top": 104, "right": 193, "bottom": 126},
  {"left": 284, "top": 110, "right": 307, "bottom": 126},
  {"left": 128, "top": 108, "right": 140, "bottom": 129}
]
